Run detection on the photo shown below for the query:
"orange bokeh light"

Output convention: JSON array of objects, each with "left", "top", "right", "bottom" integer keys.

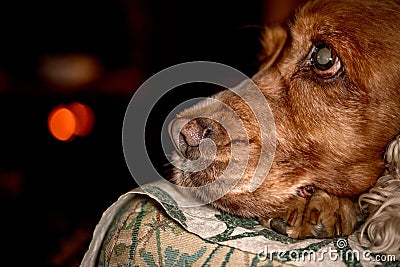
[
  {"left": 68, "top": 102, "right": 95, "bottom": 137},
  {"left": 48, "top": 102, "right": 95, "bottom": 141},
  {"left": 48, "top": 106, "right": 77, "bottom": 141}
]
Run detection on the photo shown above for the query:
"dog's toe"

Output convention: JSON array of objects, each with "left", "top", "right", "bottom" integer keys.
[{"left": 260, "top": 190, "right": 362, "bottom": 239}]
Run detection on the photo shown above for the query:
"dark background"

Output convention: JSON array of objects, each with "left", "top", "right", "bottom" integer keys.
[{"left": 0, "top": 1, "right": 303, "bottom": 266}]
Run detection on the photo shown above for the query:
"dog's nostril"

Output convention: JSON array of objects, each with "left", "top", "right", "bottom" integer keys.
[{"left": 169, "top": 118, "right": 214, "bottom": 158}]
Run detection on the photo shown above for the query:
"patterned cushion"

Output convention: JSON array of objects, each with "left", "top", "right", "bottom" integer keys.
[
  {"left": 80, "top": 182, "right": 399, "bottom": 267},
  {"left": 97, "top": 196, "right": 294, "bottom": 267}
]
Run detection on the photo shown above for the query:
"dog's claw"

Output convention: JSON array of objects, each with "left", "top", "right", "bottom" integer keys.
[
  {"left": 287, "top": 208, "right": 298, "bottom": 226},
  {"left": 309, "top": 207, "right": 321, "bottom": 225},
  {"left": 334, "top": 214, "right": 343, "bottom": 237}
]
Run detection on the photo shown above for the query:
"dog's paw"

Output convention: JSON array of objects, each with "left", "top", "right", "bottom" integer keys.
[{"left": 259, "top": 190, "right": 362, "bottom": 239}]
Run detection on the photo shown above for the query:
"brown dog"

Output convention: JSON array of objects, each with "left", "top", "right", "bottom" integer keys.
[{"left": 168, "top": 0, "right": 400, "bottom": 251}]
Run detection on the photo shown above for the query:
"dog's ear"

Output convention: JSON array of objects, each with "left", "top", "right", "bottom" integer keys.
[{"left": 258, "top": 26, "right": 287, "bottom": 70}]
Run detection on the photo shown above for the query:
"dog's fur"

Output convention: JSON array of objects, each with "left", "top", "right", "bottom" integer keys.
[
  {"left": 358, "top": 137, "right": 400, "bottom": 257},
  {"left": 168, "top": 0, "right": 400, "bottom": 255}
]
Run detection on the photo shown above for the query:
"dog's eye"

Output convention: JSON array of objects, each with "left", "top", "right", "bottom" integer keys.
[{"left": 310, "top": 43, "right": 342, "bottom": 78}]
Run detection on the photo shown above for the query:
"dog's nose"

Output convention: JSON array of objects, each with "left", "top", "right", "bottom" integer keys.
[
  {"left": 169, "top": 118, "right": 212, "bottom": 159},
  {"left": 180, "top": 119, "right": 204, "bottom": 147}
]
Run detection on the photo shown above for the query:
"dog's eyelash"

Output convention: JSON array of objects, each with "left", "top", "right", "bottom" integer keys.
[{"left": 303, "top": 58, "right": 313, "bottom": 67}]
